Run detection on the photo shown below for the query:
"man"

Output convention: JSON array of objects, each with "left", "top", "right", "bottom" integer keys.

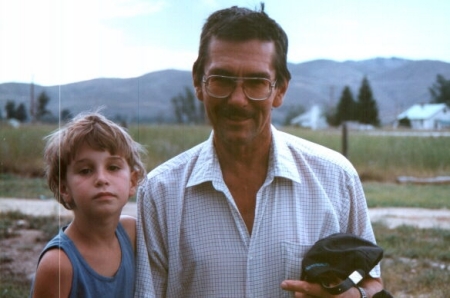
[{"left": 135, "top": 4, "right": 385, "bottom": 297}]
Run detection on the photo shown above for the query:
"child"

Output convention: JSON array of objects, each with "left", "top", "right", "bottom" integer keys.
[{"left": 30, "top": 111, "right": 146, "bottom": 298}]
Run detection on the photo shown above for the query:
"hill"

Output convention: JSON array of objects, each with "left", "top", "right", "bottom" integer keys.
[{"left": 1, "top": 58, "right": 450, "bottom": 125}]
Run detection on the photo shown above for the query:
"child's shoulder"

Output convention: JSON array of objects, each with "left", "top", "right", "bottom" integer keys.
[
  {"left": 33, "top": 248, "right": 72, "bottom": 296},
  {"left": 119, "top": 215, "right": 136, "bottom": 251},
  {"left": 119, "top": 215, "right": 136, "bottom": 233},
  {"left": 38, "top": 248, "right": 72, "bottom": 274}
]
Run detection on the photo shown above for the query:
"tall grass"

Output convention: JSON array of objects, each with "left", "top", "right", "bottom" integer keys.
[
  {"left": 0, "top": 124, "right": 55, "bottom": 176},
  {"left": 1, "top": 123, "right": 450, "bottom": 180},
  {"left": 283, "top": 127, "right": 450, "bottom": 181}
]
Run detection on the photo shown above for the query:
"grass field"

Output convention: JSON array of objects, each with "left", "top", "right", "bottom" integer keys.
[{"left": 2, "top": 124, "right": 450, "bottom": 180}]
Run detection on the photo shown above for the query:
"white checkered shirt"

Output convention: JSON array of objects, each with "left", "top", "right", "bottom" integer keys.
[{"left": 135, "top": 127, "right": 380, "bottom": 298}]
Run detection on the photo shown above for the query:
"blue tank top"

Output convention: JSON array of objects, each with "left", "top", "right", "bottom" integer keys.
[{"left": 30, "top": 223, "right": 135, "bottom": 298}]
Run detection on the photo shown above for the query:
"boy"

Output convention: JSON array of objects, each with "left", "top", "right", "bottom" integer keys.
[{"left": 31, "top": 111, "right": 146, "bottom": 298}]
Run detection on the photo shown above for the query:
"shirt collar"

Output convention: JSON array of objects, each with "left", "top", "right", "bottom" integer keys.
[
  {"left": 186, "top": 126, "right": 302, "bottom": 188},
  {"left": 270, "top": 126, "right": 302, "bottom": 184},
  {"left": 186, "top": 132, "right": 222, "bottom": 188}
]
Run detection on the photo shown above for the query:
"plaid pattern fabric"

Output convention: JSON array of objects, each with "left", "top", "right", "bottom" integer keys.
[{"left": 134, "top": 127, "right": 379, "bottom": 298}]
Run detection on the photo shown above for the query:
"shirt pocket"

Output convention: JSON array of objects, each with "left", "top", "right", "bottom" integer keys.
[{"left": 281, "top": 241, "right": 312, "bottom": 281}]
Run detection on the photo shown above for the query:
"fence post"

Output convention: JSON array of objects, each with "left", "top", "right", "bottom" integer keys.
[{"left": 342, "top": 121, "right": 348, "bottom": 158}]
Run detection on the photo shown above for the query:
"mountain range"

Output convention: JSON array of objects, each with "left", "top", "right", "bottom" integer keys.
[{"left": 1, "top": 57, "right": 450, "bottom": 125}]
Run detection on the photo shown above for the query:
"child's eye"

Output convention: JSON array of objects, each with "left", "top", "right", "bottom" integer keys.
[
  {"left": 108, "top": 165, "right": 121, "bottom": 171},
  {"left": 79, "top": 168, "right": 92, "bottom": 175}
]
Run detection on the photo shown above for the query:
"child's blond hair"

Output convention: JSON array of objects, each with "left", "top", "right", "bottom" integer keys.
[{"left": 44, "top": 110, "right": 146, "bottom": 209}]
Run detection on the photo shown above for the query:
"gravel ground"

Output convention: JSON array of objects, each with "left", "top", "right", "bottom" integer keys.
[{"left": 1, "top": 197, "right": 450, "bottom": 230}]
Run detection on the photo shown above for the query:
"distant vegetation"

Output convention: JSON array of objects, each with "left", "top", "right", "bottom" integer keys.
[
  {"left": 1, "top": 124, "right": 449, "bottom": 182},
  {"left": 327, "top": 76, "right": 380, "bottom": 127}
]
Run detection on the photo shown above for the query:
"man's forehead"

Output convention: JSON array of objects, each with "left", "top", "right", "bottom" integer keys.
[{"left": 205, "top": 37, "right": 276, "bottom": 75}]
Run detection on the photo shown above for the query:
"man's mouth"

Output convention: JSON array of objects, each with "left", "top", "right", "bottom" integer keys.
[{"left": 220, "top": 108, "right": 252, "bottom": 121}]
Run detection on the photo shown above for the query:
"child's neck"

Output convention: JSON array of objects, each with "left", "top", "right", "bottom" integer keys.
[{"left": 65, "top": 219, "right": 122, "bottom": 277}]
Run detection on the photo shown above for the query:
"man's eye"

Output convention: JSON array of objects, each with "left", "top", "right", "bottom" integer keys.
[
  {"left": 246, "top": 79, "right": 266, "bottom": 87},
  {"left": 212, "top": 77, "right": 233, "bottom": 86}
]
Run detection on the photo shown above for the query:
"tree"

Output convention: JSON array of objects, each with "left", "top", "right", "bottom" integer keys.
[
  {"left": 171, "top": 87, "right": 205, "bottom": 124},
  {"left": 429, "top": 74, "right": 450, "bottom": 106},
  {"left": 355, "top": 76, "right": 380, "bottom": 126},
  {"left": 335, "top": 86, "right": 357, "bottom": 125},
  {"left": 4, "top": 100, "right": 28, "bottom": 122},
  {"left": 5, "top": 100, "right": 16, "bottom": 119},
  {"left": 61, "top": 109, "right": 73, "bottom": 122},
  {"left": 36, "top": 91, "right": 52, "bottom": 121},
  {"left": 15, "top": 103, "right": 28, "bottom": 122}
]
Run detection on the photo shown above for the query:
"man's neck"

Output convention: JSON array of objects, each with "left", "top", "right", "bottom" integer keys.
[{"left": 214, "top": 134, "right": 271, "bottom": 172}]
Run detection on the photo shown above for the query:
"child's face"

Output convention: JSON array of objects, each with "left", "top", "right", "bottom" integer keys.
[{"left": 60, "top": 143, "right": 137, "bottom": 217}]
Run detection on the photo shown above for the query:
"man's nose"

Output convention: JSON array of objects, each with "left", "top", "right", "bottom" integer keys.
[{"left": 228, "top": 80, "right": 248, "bottom": 104}]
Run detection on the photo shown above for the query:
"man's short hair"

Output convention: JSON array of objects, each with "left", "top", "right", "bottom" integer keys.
[{"left": 193, "top": 4, "right": 291, "bottom": 87}]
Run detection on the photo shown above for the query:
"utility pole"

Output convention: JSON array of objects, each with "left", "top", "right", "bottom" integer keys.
[{"left": 30, "top": 76, "right": 35, "bottom": 123}]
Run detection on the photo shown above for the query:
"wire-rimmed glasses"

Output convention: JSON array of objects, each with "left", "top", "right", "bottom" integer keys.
[{"left": 202, "top": 75, "right": 277, "bottom": 101}]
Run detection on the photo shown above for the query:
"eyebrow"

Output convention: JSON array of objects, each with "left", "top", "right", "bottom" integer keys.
[
  {"left": 208, "top": 69, "right": 271, "bottom": 79},
  {"left": 73, "top": 155, "right": 125, "bottom": 164}
]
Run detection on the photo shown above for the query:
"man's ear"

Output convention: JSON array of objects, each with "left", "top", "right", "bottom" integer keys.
[
  {"left": 272, "top": 80, "right": 289, "bottom": 108},
  {"left": 193, "top": 74, "right": 204, "bottom": 101},
  {"left": 195, "top": 86, "right": 204, "bottom": 101}
]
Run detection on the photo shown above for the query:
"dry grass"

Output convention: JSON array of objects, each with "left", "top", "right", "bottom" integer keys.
[{"left": 2, "top": 124, "right": 450, "bottom": 181}]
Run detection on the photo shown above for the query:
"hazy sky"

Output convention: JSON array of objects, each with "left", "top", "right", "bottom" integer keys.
[{"left": 1, "top": 0, "right": 449, "bottom": 86}]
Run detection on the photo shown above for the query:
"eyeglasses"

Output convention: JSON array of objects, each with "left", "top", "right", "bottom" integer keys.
[{"left": 202, "top": 75, "right": 277, "bottom": 101}]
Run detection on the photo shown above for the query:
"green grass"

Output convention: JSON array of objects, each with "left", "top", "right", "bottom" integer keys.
[
  {"left": 0, "top": 174, "right": 52, "bottom": 199},
  {"left": 2, "top": 124, "right": 450, "bottom": 181},
  {"left": 364, "top": 182, "right": 450, "bottom": 209},
  {"left": 283, "top": 127, "right": 450, "bottom": 181}
]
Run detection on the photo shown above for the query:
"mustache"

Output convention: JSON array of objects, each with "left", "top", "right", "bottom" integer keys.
[{"left": 219, "top": 107, "right": 253, "bottom": 119}]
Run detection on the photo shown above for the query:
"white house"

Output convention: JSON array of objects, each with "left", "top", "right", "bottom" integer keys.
[
  {"left": 396, "top": 103, "right": 450, "bottom": 130},
  {"left": 290, "top": 105, "right": 328, "bottom": 130}
]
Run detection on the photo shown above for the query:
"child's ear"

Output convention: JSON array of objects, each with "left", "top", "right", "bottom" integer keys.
[
  {"left": 129, "top": 171, "right": 139, "bottom": 197},
  {"left": 59, "top": 182, "right": 69, "bottom": 197},
  {"left": 59, "top": 182, "right": 74, "bottom": 208}
]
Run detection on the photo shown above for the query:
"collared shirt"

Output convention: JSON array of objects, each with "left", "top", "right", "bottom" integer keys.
[{"left": 135, "top": 127, "right": 380, "bottom": 298}]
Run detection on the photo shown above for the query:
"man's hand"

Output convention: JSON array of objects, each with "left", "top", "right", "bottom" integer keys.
[{"left": 281, "top": 280, "right": 362, "bottom": 297}]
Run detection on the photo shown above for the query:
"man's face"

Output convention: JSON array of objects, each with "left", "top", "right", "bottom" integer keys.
[{"left": 195, "top": 37, "right": 288, "bottom": 147}]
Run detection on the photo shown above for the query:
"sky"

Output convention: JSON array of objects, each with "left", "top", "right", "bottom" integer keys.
[{"left": 1, "top": 0, "right": 449, "bottom": 86}]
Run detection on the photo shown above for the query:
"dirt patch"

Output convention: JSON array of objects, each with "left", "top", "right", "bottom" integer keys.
[{"left": 0, "top": 229, "right": 44, "bottom": 284}]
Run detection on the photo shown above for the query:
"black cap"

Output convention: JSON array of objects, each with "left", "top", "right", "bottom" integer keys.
[{"left": 301, "top": 233, "right": 383, "bottom": 295}]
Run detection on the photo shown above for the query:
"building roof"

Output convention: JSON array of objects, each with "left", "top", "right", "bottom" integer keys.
[{"left": 397, "top": 103, "right": 447, "bottom": 120}]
